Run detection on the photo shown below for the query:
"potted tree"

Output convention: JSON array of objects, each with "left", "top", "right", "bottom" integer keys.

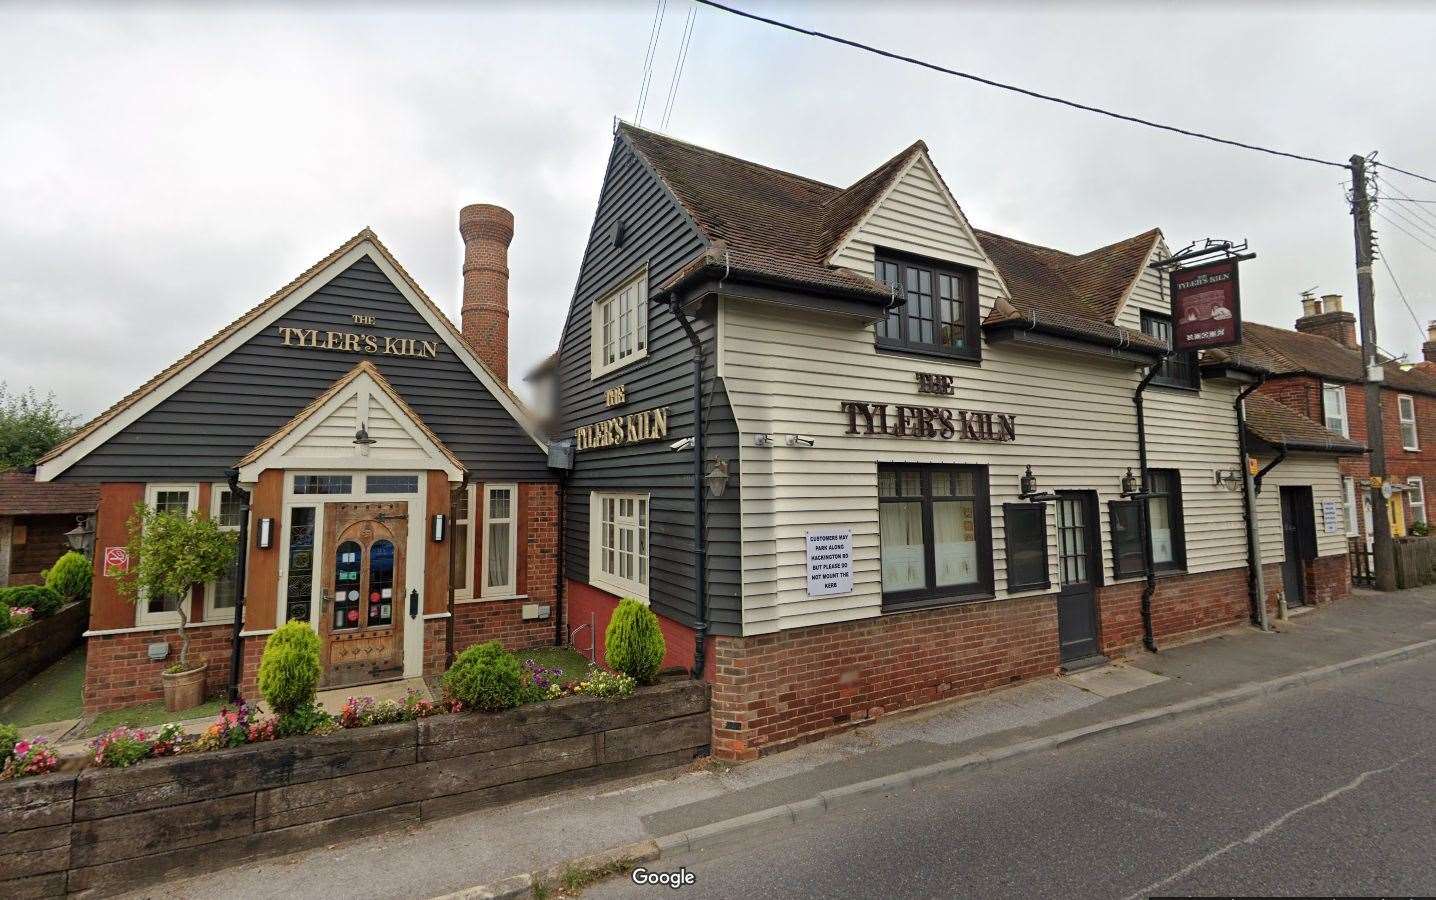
[{"left": 116, "top": 503, "right": 237, "bottom": 712}]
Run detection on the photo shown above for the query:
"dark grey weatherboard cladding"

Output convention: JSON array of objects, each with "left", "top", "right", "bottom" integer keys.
[
  {"left": 556, "top": 134, "right": 742, "bottom": 637},
  {"left": 58, "top": 257, "right": 550, "bottom": 483}
]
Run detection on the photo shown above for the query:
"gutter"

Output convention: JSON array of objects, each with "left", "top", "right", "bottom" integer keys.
[
  {"left": 1132, "top": 362, "right": 1163, "bottom": 653},
  {"left": 1234, "top": 378, "right": 1270, "bottom": 632},
  {"left": 224, "top": 467, "right": 251, "bottom": 704},
  {"left": 665, "top": 295, "right": 709, "bottom": 679},
  {"left": 1253, "top": 449, "right": 1288, "bottom": 493}
]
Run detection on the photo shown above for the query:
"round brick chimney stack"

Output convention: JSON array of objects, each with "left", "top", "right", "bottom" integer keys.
[{"left": 459, "top": 203, "right": 514, "bottom": 384}]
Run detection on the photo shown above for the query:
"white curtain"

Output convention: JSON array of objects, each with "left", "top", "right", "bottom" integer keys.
[{"left": 880, "top": 502, "right": 925, "bottom": 592}]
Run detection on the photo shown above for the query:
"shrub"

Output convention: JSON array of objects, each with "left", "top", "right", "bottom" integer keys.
[
  {"left": 442, "top": 641, "right": 524, "bottom": 711},
  {"left": 604, "top": 599, "right": 665, "bottom": 685},
  {"left": 0, "top": 723, "right": 18, "bottom": 761},
  {"left": 257, "top": 621, "right": 322, "bottom": 716},
  {"left": 45, "top": 551, "right": 92, "bottom": 601},
  {"left": 276, "top": 702, "right": 333, "bottom": 738},
  {"left": 0, "top": 602, "right": 10, "bottom": 633},
  {"left": 0, "top": 585, "right": 63, "bottom": 619}
]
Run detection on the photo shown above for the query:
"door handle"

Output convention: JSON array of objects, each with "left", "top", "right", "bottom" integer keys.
[{"left": 409, "top": 588, "right": 419, "bottom": 619}]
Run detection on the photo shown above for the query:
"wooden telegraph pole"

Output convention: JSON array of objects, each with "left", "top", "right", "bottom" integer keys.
[{"left": 1350, "top": 154, "right": 1396, "bottom": 591}]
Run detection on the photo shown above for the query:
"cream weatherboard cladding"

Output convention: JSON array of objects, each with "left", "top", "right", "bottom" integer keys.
[
  {"left": 720, "top": 148, "right": 1251, "bottom": 636},
  {"left": 1252, "top": 454, "right": 1349, "bottom": 563}
]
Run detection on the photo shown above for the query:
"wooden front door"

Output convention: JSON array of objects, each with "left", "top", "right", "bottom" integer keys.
[
  {"left": 1055, "top": 492, "right": 1102, "bottom": 665},
  {"left": 320, "top": 501, "right": 407, "bottom": 687},
  {"left": 1279, "top": 486, "right": 1312, "bottom": 608}
]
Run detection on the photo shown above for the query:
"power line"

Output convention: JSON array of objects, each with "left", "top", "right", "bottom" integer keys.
[
  {"left": 1379, "top": 196, "right": 1436, "bottom": 245},
  {"left": 1374, "top": 208, "right": 1436, "bottom": 255},
  {"left": 693, "top": 0, "right": 1349, "bottom": 170},
  {"left": 1376, "top": 252, "right": 1428, "bottom": 342},
  {"left": 659, "top": 2, "right": 698, "bottom": 131},
  {"left": 1375, "top": 160, "right": 1436, "bottom": 188},
  {"left": 634, "top": 0, "right": 669, "bottom": 125},
  {"left": 1379, "top": 178, "right": 1436, "bottom": 233},
  {"left": 1383, "top": 196, "right": 1436, "bottom": 205}
]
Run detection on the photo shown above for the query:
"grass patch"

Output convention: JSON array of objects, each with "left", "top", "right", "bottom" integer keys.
[
  {"left": 517, "top": 646, "right": 595, "bottom": 683},
  {"left": 85, "top": 697, "right": 227, "bottom": 737},
  {"left": 0, "top": 646, "right": 85, "bottom": 727},
  {"left": 534, "top": 856, "right": 638, "bottom": 898}
]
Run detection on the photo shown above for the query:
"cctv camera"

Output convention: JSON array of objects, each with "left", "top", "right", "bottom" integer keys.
[
  {"left": 786, "top": 435, "right": 815, "bottom": 448},
  {"left": 670, "top": 437, "right": 696, "bottom": 452}
]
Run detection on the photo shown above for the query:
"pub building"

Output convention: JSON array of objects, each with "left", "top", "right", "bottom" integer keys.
[
  {"left": 552, "top": 123, "right": 1360, "bottom": 761},
  {"left": 37, "top": 209, "right": 559, "bottom": 712}
]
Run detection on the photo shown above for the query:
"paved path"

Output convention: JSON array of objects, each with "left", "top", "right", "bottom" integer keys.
[
  {"left": 119, "top": 587, "right": 1436, "bottom": 899},
  {"left": 591, "top": 651, "right": 1436, "bottom": 899}
]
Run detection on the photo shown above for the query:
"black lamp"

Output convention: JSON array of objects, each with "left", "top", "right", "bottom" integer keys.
[
  {"left": 64, "top": 515, "right": 95, "bottom": 554},
  {"left": 1018, "top": 464, "right": 1057, "bottom": 502},
  {"left": 354, "top": 423, "right": 377, "bottom": 455},
  {"left": 1121, "top": 467, "right": 1144, "bottom": 498}
]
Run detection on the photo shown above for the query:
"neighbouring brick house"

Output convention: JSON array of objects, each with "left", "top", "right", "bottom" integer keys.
[
  {"left": 1215, "top": 295, "right": 1436, "bottom": 545},
  {"left": 35, "top": 211, "right": 560, "bottom": 713},
  {"left": 0, "top": 472, "right": 98, "bottom": 587},
  {"left": 548, "top": 124, "right": 1359, "bottom": 760}
]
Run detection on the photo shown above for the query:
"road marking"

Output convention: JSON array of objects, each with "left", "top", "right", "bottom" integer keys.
[{"left": 1121, "top": 752, "right": 1423, "bottom": 900}]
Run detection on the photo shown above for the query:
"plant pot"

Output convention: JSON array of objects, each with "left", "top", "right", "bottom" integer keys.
[{"left": 162, "top": 662, "right": 208, "bottom": 713}]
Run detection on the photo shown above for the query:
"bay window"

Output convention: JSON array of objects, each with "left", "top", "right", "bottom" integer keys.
[
  {"left": 878, "top": 464, "right": 992, "bottom": 609},
  {"left": 590, "top": 492, "right": 650, "bottom": 600},
  {"left": 482, "top": 484, "right": 517, "bottom": 597}
]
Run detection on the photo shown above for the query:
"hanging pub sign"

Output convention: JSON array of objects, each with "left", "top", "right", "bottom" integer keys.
[{"left": 1170, "top": 257, "right": 1243, "bottom": 351}]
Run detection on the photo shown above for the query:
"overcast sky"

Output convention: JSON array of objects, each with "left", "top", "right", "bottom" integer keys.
[{"left": 2, "top": 1, "right": 1434, "bottom": 419}]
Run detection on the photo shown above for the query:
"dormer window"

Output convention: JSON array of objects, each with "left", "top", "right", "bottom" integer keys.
[{"left": 873, "top": 253, "right": 980, "bottom": 361}]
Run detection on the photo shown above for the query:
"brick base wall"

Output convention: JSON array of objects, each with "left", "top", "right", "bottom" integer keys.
[
  {"left": 1260, "top": 553, "right": 1351, "bottom": 610},
  {"left": 565, "top": 579, "right": 711, "bottom": 678},
  {"left": 1096, "top": 566, "right": 1253, "bottom": 655},
  {"left": 450, "top": 598, "right": 553, "bottom": 658},
  {"left": 423, "top": 618, "right": 447, "bottom": 677},
  {"left": 83, "top": 625, "right": 264, "bottom": 714},
  {"left": 709, "top": 595, "right": 1059, "bottom": 761}
]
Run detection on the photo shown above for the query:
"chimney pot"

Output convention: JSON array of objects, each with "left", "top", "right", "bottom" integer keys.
[
  {"left": 459, "top": 203, "right": 514, "bottom": 384},
  {"left": 1321, "top": 293, "right": 1343, "bottom": 313},
  {"left": 1301, "top": 296, "right": 1317, "bottom": 317}
]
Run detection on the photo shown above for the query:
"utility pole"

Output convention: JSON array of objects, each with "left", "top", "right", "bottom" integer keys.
[{"left": 1350, "top": 154, "right": 1396, "bottom": 591}]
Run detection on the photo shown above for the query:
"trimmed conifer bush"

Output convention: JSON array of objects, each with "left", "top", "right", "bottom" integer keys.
[
  {"left": 604, "top": 598, "right": 665, "bottom": 685},
  {"left": 0, "top": 585, "right": 63, "bottom": 619},
  {"left": 442, "top": 640, "right": 524, "bottom": 711},
  {"left": 44, "top": 551, "right": 92, "bottom": 601},
  {"left": 0, "top": 723, "right": 18, "bottom": 760},
  {"left": 257, "top": 620, "right": 321, "bottom": 716},
  {"left": 0, "top": 603, "right": 9, "bottom": 632}
]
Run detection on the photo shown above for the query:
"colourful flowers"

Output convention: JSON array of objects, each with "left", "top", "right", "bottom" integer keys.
[
  {"left": 1, "top": 737, "right": 59, "bottom": 779},
  {"left": 9, "top": 607, "right": 34, "bottom": 628},
  {"left": 338, "top": 690, "right": 440, "bottom": 729},
  {"left": 192, "top": 701, "right": 276, "bottom": 751},
  {"left": 90, "top": 722, "right": 188, "bottom": 768},
  {"left": 544, "top": 669, "right": 635, "bottom": 700}
]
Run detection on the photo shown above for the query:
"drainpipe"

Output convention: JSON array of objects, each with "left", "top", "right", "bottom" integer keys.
[
  {"left": 224, "top": 467, "right": 251, "bottom": 704},
  {"left": 446, "top": 483, "right": 459, "bottom": 668},
  {"left": 666, "top": 295, "right": 709, "bottom": 679},
  {"left": 1133, "top": 363, "right": 1162, "bottom": 653},
  {"left": 554, "top": 471, "right": 567, "bottom": 648},
  {"left": 1234, "top": 377, "right": 1271, "bottom": 631}
]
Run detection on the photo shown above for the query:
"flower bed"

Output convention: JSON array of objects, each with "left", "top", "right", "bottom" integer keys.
[{"left": 0, "top": 678, "right": 710, "bottom": 897}]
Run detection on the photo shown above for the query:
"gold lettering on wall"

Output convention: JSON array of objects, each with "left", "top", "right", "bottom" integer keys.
[
  {"left": 278, "top": 326, "right": 440, "bottom": 361},
  {"left": 574, "top": 406, "right": 670, "bottom": 451}
]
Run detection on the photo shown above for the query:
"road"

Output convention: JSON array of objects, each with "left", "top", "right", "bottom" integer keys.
[{"left": 591, "top": 652, "right": 1436, "bottom": 899}]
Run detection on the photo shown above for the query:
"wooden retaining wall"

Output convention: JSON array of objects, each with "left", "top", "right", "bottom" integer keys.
[
  {"left": 0, "top": 680, "right": 709, "bottom": 898},
  {"left": 0, "top": 601, "right": 88, "bottom": 701}
]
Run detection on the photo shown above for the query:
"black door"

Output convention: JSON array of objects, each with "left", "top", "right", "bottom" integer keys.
[
  {"left": 1279, "top": 485, "right": 1314, "bottom": 607},
  {"left": 1055, "top": 492, "right": 1101, "bottom": 663}
]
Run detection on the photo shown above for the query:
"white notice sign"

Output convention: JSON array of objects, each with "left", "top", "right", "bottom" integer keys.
[
  {"left": 1321, "top": 499, "right": 1342, "bottom": 535},
  {"left": 805, "top": 528, "right": 853, "bottom": 597}
]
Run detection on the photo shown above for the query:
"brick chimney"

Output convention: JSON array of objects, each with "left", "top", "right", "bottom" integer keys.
[
  {"left": 459, "top": 203, "right": 514, "bottom": 383},
  {"left": 1295, "top": 292, "right": 1358, "bottom": 349},
  {"left": 1424, "top": 320, "right": 1436, "bottom": 364}
]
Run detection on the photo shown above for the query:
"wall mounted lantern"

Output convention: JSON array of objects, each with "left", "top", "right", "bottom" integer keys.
[
  {"left": 704, "top": 457, "right": 730, "bottom": 498},
  {"left": 354, "top": 423, "right": 377, "bottom": 456},
  {"left": 1121, "top": 467, "right": 1145, "bottom": 498},
  {"left": 256, "top": 517, "right": 274, "bottom": 549},
  {"left": 64, "top": 515, "right": 95, "bottom": 554},
  {"left": 432, "top": 513, "right": 447, "bottom": 543},
  {"left": 1017, "top": 464, "right": 1057, "bottom": 502}
]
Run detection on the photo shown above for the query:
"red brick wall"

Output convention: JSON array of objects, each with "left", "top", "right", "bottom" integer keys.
[
  {"left": 423, "top": 618, "right": 447, "bottom": 677},
  {"left": 1096, "top": 567, "right": 1252, "bottom": 655},
  {"left": 708, "top": 596, "right": 1059, "bottom": 761},
  {"left": 565, "top": 579, "right": 708, "bottom": 677},
  {"left": 450, "top": 598, "right": 552, "bottom": 658},
  {"left": 83, "top": 626, "right": 265, "bottom": 714}
]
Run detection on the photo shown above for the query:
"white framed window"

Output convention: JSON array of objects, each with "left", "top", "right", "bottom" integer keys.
[
  {"left": 452, "top": 483, "right": 476, "bottom": 600},
  {"left": 137, "top": 483, "right": 198, "bottom": 626},
  {"left": 1343, "top": 476, "right": 1360, "bottom": 537},
  {"left": 1408, "top": 477, "right": 1427, "bottom": 525},
  {"left": 1398, "top": 394, "right": 1419, "bottom": 450},
  {"left": 481, "top": 484, "right": 518, "bottom": 598},
  {"left": 590, "top": 269, "right": 648, "bottom": 378},
  {"left": 589, "top": 492, "right": 649, "bottom": 601},
  {"left": 1323, "top": 382, "right": 1349, "bottom": 438},
  {"left": 203, "top": 484, "right": 244, "bottom": 622}
]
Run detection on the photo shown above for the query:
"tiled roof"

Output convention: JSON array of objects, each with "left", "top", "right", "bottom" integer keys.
[
  {"left": 1243, "top": 392, "right": 1366, "bottom": 455},
  {"left": 0, "top": 472, "right": 99, "bottom": 516},
  {"left": 1215, "top": 322, "right": 1436, "bottom": 396},
  {"left": 618, "top": 124, "right": 1162, "bottom": 347}
]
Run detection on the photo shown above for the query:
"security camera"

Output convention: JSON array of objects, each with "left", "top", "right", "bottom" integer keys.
[
  {"left": 786, "top": 435, "right": 815, "bottom": 448},
  {"left": 753, "top": 433, "right": 773, "bottom": 448},
  {"left": 670, "top": 437, "right": 696, "bottom": 452}
]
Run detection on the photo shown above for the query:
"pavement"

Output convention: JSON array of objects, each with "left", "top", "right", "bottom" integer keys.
[{"left": 115, "top": 586, "right": 1436, "bottom": 900}]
